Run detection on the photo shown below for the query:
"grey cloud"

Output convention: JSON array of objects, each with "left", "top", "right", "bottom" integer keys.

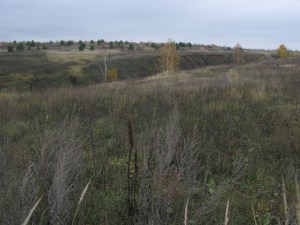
[{"left": 0, "top": 0, "right": 299, "bottom": 49}]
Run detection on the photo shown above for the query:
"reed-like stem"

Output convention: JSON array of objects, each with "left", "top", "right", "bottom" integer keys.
[
  {"left": 21, "top": 195, "right": 44, "bottom": 225},
  {"left": 184, "top": 197, "right": 189, "bottom": 225},
  {"left": 282, "top": 177, "right": 289, "bottom": 225},
  {"left": 72, "top": 182, "right": 91, "bottom": 225},
  {"left": 296, "top": 180, "right": 300, "bottom": 225},
  {"left": 224, "top": 198, "right": 230, "bottom": 225}
]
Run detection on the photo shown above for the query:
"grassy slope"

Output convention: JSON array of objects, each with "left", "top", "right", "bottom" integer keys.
[
  {"left": 0, "top": 47, "right": 268, "bottom": 90},
  {"left": 0, "top": 56, "right": 299, "bottom": 224}
]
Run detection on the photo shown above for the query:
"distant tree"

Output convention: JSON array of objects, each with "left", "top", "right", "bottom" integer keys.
[
  {"left": 90, "top": 45, "right": 95, "bottom": 51},
  {"left": 27, "top": 40, "right": 36, "bottom": 47},
  {"left": 90, "top": 40, "right": 94, "bottom": 44},
  {"left": 160, "top": 39, "right": 180, "bottom": 74},
  {"left": 128, "top": 43, "right": 134, "bottom": 51},
  {"left": 60, "top": 40, "right": 65, "bottom": 45},
  {"left": 118, "top": 40, "right": 123, "bottom": 46},
  {"left": 79, "top": 40, "right": 83, "bottom": 44},
  {"left": 13, "top": 40, "right": 17, "bottom": 45},
  {"left": 187, "top": 42, "right": 192, "bottom": 47},
  {"left": 233, "top": 43, "right": 244, "bottom": 64},
  {"left": 79, "top": 43, "right": 86, "bottom": 51},
  {"left": 7, "top": 44, "right": 14, "bottom": 52},
  {"left": 97, "top": 39, "right": 105, "bottom": 45},
  {"left": 42, "top": 45, "right": 48, "bottom": 50},
  {"left": 109, "top": 41, "right": 114, "bottom": 49},
  {"left": 151, "top": 42, "right": 160, "bottom": 49},
  {"left": 16, "top": 42, "right": 24, "bottom": 51},
  {"left": 50, "top": 40, "right": 53, "bottom": 44},
  {"left": 106, "top": 68, "right": 118, "bottom": 82},
  {"left": 178, "top": 42, "right": 186, "bottom": 47},
  {"left": 67, "top": 40, "right": 74, "bottom": 46},
  {"left": 277, "top": 44, "right": 289, "bottom": 58}
]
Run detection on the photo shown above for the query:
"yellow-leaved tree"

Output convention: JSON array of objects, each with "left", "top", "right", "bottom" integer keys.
[
  {"left": 160, "top": 39, "right": 180, "bottom": 74},
  {"left": 233, "top": 43, "right": 244, "bottom": 64},
  {"left": 277, "top": 44, "right": 289, "bottom": 58}
]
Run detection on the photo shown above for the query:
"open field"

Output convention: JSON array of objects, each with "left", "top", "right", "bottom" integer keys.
[{"left": 1, "top": 55, "right": 300, "bottom": 224}]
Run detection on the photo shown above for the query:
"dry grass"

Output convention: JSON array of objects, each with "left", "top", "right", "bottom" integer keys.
[
  {"left": 282, "top": 177, "right": 289, "bottom": 225},
  {"left": 184, "top": 197, "right": 189, "bottom": 225},
  {"left": 72, "top": 182, "right": 91, "bottom": 225},
  {"left": 296, "top": 181, "right": 300, "bottom": 225},
  {"left": 45, "top": 49, "right": 121, "bottom": 64},
  {"left": 224, "top": 198, "right": 230, "bottom": 225},
  {"left": 1, "top": 56, "right": 300, "bottom": 224},
  {"left": 21, "top": 195, "right": 43, "bottom": 225}
]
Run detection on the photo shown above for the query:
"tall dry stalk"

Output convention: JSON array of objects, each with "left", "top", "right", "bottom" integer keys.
[
  {"left": 251, "top": 203, "right": 258, "bottom": 225},
  {"left": 184, "top": 197, "right": 189, "bottom": 225},
  {"left": 48, "top": 120, "right": 82, "bottom": 225},
  {"left": 282, "top": 177, "right": 289, "bottom": 225},
  {"left": 296, "top": 180, "right": 300, "bottom": 225},
  {"left": 224, "top": 198, "right": 230, "bottom": 225},
  {"left": 21, "top": 195, "right": 43, "bottom": 225},
  {"left": 127, "top": 119, "right": 138, "bottom": 222},
  {"left": 72, "top": 181, "right": 91, "bottom": 225}
]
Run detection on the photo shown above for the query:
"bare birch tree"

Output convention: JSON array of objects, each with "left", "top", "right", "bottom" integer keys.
[{"left": 98, "top": 52, "right": 112, "bottom": 82}]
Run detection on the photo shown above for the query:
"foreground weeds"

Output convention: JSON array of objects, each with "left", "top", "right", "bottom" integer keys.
[{"left": 1, "top": 57, "right": 300, "bottom": 224}]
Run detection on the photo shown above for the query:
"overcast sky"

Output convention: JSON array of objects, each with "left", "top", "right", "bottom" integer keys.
[{"left": 1, "top": 0, "right": 299, "bottom": 50}]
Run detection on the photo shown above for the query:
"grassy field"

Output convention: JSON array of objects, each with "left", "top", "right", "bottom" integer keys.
[{"left": 0, "top": 54, "right": 300, "bottom": 224}]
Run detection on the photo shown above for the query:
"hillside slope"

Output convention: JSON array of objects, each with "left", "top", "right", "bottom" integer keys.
[{"left": 0, "top": 47, "right": 268, "bottom": 90}]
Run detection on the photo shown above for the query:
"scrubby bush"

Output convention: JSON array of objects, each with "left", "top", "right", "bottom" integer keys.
[
  {"left": 16, "top": 42, "right": 24, "bottom": 51},
  {"left": 128, "top": 43, "right": 134, "bottom": 50},
  {"left": 106, "top": 68, "right": 118, "bottom": 82},
  {"left": 97, "top": 39, "right": 104, "bottom": 45},
  {"left": 109, "top": 41, "right": 114, "bottom": 49},
  {"left": 26, "top": 40, "right": 35, "bottom": 47},
  {"left": 7, "top": 44, "right": 14, "bottom": 52},
  {"left": 67, "top": 40, "right": 74, "bottom": 46},
  {"left": 79, "top": 43, "right": 86, "bottom": 51}
]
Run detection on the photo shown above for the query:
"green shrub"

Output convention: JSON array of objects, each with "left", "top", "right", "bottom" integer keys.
[
  {"left": 79, "top": 43, "right": 86, "bottom": 51},
  {"left": 67, "top": 40, "right": 74, "bottom": 46},
  {"left": 16, "top": 42, "right": 24, "bottom": 51},
  {"left": 128, "top": 43, "right": 134, "bottom": 50},
  {"left": 7, "top": 44, "right": 14, "bottom": 52},
  {"left": 109, "top": 41, "right": 114, "bottom": 49}
]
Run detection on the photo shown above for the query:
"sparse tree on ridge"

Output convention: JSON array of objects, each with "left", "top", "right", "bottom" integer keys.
[{"left": 160, "top": 39, "right": 180, "bottom": 74}]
